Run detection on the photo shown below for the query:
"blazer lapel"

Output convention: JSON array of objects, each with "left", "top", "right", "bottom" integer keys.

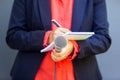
[
  {"left": 38, "top": 0, "right": 51, "bottom": 30},
  {"left": 71, "top": 0, "right": 87, "bottom": 31},
  {"left": 37, "top": 0, "right": 87, "bottom": 31}
]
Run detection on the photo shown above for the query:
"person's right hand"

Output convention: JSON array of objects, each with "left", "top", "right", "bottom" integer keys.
[{"left": 48, "top": 28, "right": 70, "bottom": 44}]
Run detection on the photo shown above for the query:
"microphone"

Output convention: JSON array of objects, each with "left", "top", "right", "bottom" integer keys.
[{"left": 54, "top": 35, "right": 68, "bottom": 52}]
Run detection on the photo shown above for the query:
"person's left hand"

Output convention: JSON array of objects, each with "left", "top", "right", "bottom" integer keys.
[{"left": 51, "top": 40, "right": 73, "bottom": 62}]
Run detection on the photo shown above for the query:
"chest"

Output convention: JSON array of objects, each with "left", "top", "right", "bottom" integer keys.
[{"left": 26, "top": 0, "right": 94, "bottom": 32}]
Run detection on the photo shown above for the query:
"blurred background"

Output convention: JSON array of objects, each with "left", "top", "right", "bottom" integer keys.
[{"left": 0, "top": 0, "right": 120, "bottom": 80}]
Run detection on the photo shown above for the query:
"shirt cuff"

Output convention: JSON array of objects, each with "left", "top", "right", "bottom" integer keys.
[
  {"left": 67, "top": 40, "right": 80, "bottom": 60},
  {"left": 43, "top": 31, "right": 51, "bottom": 47}
]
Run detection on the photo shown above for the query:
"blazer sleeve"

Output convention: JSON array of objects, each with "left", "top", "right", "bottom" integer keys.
[
  {"left": 6, "top": 0, "right": 46, "bottom": 51},
  {"left": 75, "top": 0, "right": 111, "bottom": 59}
]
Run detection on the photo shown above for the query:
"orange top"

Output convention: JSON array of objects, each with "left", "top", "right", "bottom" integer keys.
[{"left": 35, "top": 0, "right": 79, "bottom": 80}]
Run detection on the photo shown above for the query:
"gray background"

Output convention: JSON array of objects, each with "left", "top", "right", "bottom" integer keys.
[{"left": 0, "top": 0, "right": 120, "bottom": 80}]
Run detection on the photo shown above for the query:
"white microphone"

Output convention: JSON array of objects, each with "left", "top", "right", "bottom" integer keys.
[{"left": 54, "top": 35, "right": 68, "bottom": 52}]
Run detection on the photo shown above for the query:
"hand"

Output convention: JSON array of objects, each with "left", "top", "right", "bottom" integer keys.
[
  {"left": 51, "top": 40, "right": 73, "bottom": 62},
  {"left": 48, "top": 28, "right": 70, "bottom": 44}
]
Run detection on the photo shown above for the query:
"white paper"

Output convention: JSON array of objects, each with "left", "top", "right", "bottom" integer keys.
[
  {"left": 65, "top": 32, "right": 94, "bottom": 40},
  {"left": 40, "top": 32, "right": 94, "bottom": 53}
]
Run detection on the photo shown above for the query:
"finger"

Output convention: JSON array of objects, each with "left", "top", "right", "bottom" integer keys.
[
  {"left": 52, "top": 49, "right": 67, "bottom": 59},
  {"left": 51, "top": 52, "right": 62, "bottom": 62},
  {"left": 54, "top": 28, "right": 70, "bottom": 35},
  {"left": 51, "top": 52, "right": 57, "bottom": 62},
  {"left": 54, "top": 32, "right": 65, "bottom": 40},
  {"left": 53, "top": 28, "right": 71, "bottom": 39},
  {"left": 58, "top": 28, "right": 70, "bottom": 33},
  {"left": 52, "top": 50, "right": 63, "bottom": 57},
  {"left": 54, "top": 30, "right": 65, "bottom": 36}
]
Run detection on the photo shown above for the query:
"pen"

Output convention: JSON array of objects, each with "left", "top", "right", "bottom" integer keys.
[
  {"left": 51, "top": 19, "right": 62, "bottom": 27},
  {"left": 51, "top": 19, "right": 63, "bottom": 80},
  {"left": 51, "top": 19, "right": 70, "bottom": 36}
]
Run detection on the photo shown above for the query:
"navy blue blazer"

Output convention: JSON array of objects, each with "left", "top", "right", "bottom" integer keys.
[{"left": 6, "top": 0, "right": 111, "bottom": 80}]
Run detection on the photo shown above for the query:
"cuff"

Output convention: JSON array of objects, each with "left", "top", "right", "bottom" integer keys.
[
  {"left": 43, "top": 31, "right": 51, "bottom": 47},
  {"left": 67, "top": 40, "right": 80, "bottom": 60}
]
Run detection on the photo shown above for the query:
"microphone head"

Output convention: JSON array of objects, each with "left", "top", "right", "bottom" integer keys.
[{"left": 54, "top": 36, "right": 68, "bottom": 52}]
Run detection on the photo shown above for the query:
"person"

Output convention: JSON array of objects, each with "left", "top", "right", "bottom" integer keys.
[{"left": 6, "top": 0, "right": 111, "bottom": 80}]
